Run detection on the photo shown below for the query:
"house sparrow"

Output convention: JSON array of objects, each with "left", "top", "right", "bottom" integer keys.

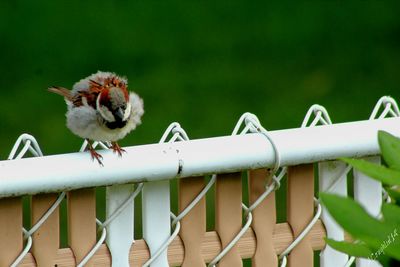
[{"left": 49, "top": 71, "right": 144, "bottom": 165}]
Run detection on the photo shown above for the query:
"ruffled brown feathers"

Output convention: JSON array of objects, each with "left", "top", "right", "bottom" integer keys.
[{"left": 49, "top": 74, "right": 129, "bottom": 109}]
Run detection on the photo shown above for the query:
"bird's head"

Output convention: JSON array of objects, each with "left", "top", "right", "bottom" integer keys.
[{"left": 96, "top": 86, "right": 132, "bottom": 129}]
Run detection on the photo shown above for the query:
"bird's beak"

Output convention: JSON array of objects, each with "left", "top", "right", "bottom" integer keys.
[{"left": 114, "top": 108, "right": 125, "bottom": 122}]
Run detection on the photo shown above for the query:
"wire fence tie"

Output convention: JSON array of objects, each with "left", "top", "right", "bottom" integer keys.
[{"left": 208, "top": 112, "right": 283, "bottom": 266}]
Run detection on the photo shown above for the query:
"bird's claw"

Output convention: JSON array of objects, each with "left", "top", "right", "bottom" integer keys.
[
  {"left": 88, "top": 146, "right": 104, "bottom": 166},
  {"left": 111, "top": 142, "right": 126, "bottom": 157}
]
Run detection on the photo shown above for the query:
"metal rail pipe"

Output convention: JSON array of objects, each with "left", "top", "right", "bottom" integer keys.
[{"left": 0, "top": 117, "right": 399, "bottom": 198}]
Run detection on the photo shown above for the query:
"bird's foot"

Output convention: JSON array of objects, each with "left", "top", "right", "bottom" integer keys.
[
  {"left": 90, "top": 149, "right": 104, "bottom": 166},
  {"left": 111, "top": 142, "right": 126, "bottom": 157},
  {"left": 86, "top": 140, "right": 104, "bottom": 166}
]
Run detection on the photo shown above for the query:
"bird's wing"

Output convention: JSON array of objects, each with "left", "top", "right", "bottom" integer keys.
[{"left": 73, "top": 90, "right": 100, "bottom": 108}]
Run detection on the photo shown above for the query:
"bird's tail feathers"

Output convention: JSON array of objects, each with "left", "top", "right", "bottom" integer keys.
[{"left": 48, "top": 86, "right": 73, "bottom": 101}]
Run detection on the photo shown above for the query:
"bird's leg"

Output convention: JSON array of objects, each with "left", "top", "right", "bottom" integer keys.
[
  {"left": 86, "top": 139, "right": 104, "bottom": 166},
  {"left": 111, "top": 141, "right": 126, "bottom": 157}
]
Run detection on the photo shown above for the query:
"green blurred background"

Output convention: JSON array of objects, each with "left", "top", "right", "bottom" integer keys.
[
  {"left": 1, "top": 0, "right": 400, "bottom": 264},
  {"left": 1, "top": 1, "right": 400, "bottom": 156}
]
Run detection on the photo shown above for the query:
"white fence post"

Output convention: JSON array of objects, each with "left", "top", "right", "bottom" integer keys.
[
  {"left": 142, "top": 180, "right": 171, "bottom": 267},
  {"left": 319, "top": 161, "right": 349, "bottom": 267},
  {"left": 353, "top": 156, "right": 382, "bottom": 267},
  {"left": 106, "top": 184, "right": 135, "bottom": 266}
]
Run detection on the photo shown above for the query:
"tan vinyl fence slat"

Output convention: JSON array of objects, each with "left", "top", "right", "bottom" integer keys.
[
  {"left": 0, "top": 197, "right": 23, "bottom": 266},
  {"left": 31, "top": 193, "right": 60, "bottom": 266},
  {"left": 248, "top": 169, "right": 278, "bottom": 266},
  {"left": 67, "top": 188, "right": 97, "bottom": 266},
  {"left": 287, "top": 164, "right": 315, "bottom": 267},
  {"left": 178, "top": 176, "right": 206, "bottom": 267},
  {"left": 19, "top": 245, "right": 111, "bottom": 266},
  {"left": 215, "top": 172, "right": 243, "bottom": 267},
  {"left": 18, "top": 221, "right": 326, "bottom": 266}
]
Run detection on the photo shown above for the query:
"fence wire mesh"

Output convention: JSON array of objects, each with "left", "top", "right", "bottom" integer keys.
[{"left": 3, "top": 95, "right": 397, "bottom": 266}]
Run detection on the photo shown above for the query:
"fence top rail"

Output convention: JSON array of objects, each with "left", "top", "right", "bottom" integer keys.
[{"left": 0, "top": 117, "right": 399, "bottom": 198}]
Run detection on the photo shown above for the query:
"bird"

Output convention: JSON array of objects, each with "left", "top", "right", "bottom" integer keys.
[{"left": 48, "top": 71, "right": 144, "bottom": 165}]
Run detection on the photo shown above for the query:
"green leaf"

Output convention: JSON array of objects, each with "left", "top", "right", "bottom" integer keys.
[
  {"left": 321, "top": 193, "right": 400, "bottom": 260},
  {"left": 377, "top": 255, "right": 397, "bottom": 267},
  {"left": 378, "top": 131, "right": 400, "bottom": 171},
  {"left": 342, "top": 158, "right": 400, "bottom": 186},
  {"left": 372, "top": 228, "right": 400, "bottom": 260},
  {"left": 320, "top": 193, "right": 393, "bottom": 247},
  {"left": 382, "top": 203, "right": 400, "bottom": 225},
  {"left": 325, "top": 238, "right": 372, "bottom": 257}
]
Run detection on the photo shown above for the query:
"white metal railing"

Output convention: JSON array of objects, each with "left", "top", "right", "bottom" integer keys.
[{"left": 1, "top": 116, "right": 400, "bottom": 198}]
